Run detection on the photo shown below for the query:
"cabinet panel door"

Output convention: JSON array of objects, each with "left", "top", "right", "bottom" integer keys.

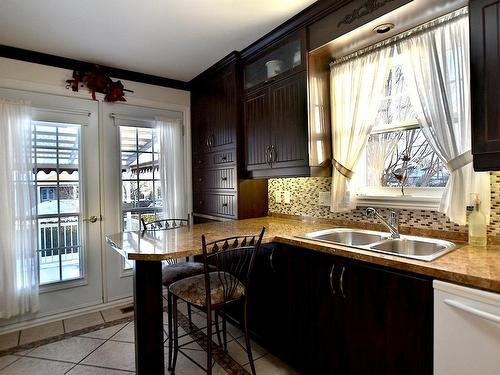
[
  {"left": 270, "top": 72, "right": 308, "bottom": 168},
  {"left": 471, "top": 0, "right": 500, "bottom": 170},
  {"left": 208, "top": 67, "right": 238, "bottom": 150},
  {"left": 286, "top": 248, "right": 320, "bottom": 374},
  {"left": 191, "top": 88, "right": 209, "bottom": 154},
  {"left": 244, "top": 90, "right": 271, "bottom": 170},
  {"left": 247, "top": 245, "right": 289, "bottom": 352},
  {"left": 342, "top": 262, "right": 433, "bottom": 375},
  {"left": 310, "top": 256, "right": 346, "bottom": 375}
]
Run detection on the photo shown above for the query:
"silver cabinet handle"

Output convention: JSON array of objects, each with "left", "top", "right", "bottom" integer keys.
[
  {"left": 329, "top": 263, "right": 335, "bottom": 295},
  {"left": 271, "top": 145, "right": 277, "bottom": 165},
  {"left": 265, "top": 145, "right": 272, "bottom": 166},
  {"left": 339, "top": 266, "right": 346, "bottom": 299},
  {"left": 269, "top": 249, "right": 275, "bottom": 272},
  {"left": 444, "top": 299, "right": 500, "bottom": 325}
]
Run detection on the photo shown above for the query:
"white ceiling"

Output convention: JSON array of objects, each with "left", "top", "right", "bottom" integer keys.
[{"left": 0, "top": 0, "right": 317, "bottom": 82}]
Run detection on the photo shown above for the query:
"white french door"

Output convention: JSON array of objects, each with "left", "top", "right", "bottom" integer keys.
[
  {"left": 0, "top": 88, "right": 102, "bottom": 323},
  {"left": 101, "top": 103, "right": 187, "bottom": 301}
]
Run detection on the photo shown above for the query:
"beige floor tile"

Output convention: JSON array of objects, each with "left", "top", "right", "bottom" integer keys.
[
  {"left": 80, "top": 323, "right": 127, "bottom": 340},
  {"left": 177, "top": 302, "right": 189, "bottom": 316},
  {"left": 64, "top": 312, "right": 105, "bottom": 333},
  {"left": 13, "top": 349, "right": 32, "bottom": 356},
  {"left": 227, "top": 338, "right": 267, "bottom": 366},
  {"left": 0, "top": 355, "right": 19, "bottom": 371},
  {"left": 244, "top": 354, "right": 298, "bottom": 375},
  {"left": 0, "top": 332, "right": 19, "bottom": 351},
  {"left": 19, "top": 321, "right": 64, "bottom": 345},
  {"left": 81, "top": 340, "right": 135, "bottom": 372},
  {"left": 226, "top": 322, "right": 244, "bottom": 339},
  {"left": 190, "top": 313, "right": 207, "bottom": 328},
  {"left": 66, "top": 364, "right": 133, "bottom": 374},
  {"left": 0, "top": 356, "right": 73, "bottom": 375},
  {"left": 166, "top": 342, "right": 228, "bottom": 375},
  {"left": 109, "top": 322, "right": 134, "bottom": 343},
  {"left": 100, "top": 306, "right": 134, "bottom": 323},
  {"left": 28, "top": 336, "right": 104, "bottom": 363}
]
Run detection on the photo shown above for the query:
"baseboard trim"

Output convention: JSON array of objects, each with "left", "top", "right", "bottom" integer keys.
[{"left": 0, "top": 297, "right": 133, "bottom": 336}]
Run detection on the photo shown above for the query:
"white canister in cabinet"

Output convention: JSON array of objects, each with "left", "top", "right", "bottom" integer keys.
[{"left": 265, "top": 60, "right": 283, "bottom": 79}]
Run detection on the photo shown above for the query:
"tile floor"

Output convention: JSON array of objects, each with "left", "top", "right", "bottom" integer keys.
[{"left": 0, "top": 300, "right": 298, "bottom": 374}]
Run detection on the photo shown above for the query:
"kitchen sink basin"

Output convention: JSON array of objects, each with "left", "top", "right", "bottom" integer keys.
[
  {"left": 369, "top": 237, "right": 456, "bottom": 261},
  {"left": 302, "top": 228, "right": 390, "bottom": 246},
  {"left": 299, "top": 228, "right": 457, "bottom": 261}
]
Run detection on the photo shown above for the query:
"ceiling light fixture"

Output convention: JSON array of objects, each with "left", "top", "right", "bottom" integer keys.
[{"left": 374, "top": 23, "right": 395, "bottom": 34}]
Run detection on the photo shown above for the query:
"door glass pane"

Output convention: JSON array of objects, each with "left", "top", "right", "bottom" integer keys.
[
  {"left": 33, "top": 121, "right": 83, "bottom": 285},
  {"left": 120, "top": 125, "right": 161, "bottom": 270}
]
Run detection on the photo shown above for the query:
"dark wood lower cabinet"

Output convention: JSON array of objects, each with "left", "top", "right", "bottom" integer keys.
[{"left": 227, "top": 244, "right": 433, "bottom": 375}]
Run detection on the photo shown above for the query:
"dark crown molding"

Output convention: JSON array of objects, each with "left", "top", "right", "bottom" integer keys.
[
  {"left": 189, "top": 51, "right": 240, "bottom": 85},
  {"left": 240, "top": 0, "right": 352, "bottom": 59},
  {"left": 0, "top": 45, "right": 189, "bottom": 91}
]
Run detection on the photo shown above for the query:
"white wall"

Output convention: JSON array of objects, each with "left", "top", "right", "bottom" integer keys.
[{"left": 0, "top": 57, "right": 190, "bottom": 108}]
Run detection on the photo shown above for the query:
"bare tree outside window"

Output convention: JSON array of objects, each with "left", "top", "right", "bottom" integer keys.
[{"left": 365, "top": 64, "right": 449, "bottom": 193}]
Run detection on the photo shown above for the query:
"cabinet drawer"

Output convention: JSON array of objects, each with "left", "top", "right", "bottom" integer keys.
[
  {"left": 194, "top": 192, "right": 237, "bottom": 218},
  {"left": 193, "top": 149, "right": 237, "bottom": 169},
  {"left": 194, "top": 167, "right": 237, "bottom": 191}
]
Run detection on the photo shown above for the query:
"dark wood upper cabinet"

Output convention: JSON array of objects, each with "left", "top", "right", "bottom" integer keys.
[
  {"left": 270, "top": 72, "right": 308, "bottom": 169},
  {"left": 470, "top": 0, "right": 500, "bottom": 170},
  {"left": 190, "top": 52, "right": 268, "bottom": 222},
  {"left": 243, "top": 89, "right": 271, "bottom": 170},
  {"left": 192, "top": 65, "right": 238, "bottom": 154},
  {"left": 243, "top": 70, "right": 309, "bottom": 178},
  {"left": 242, "top": 30, "right": 310, "bottom": 178}
]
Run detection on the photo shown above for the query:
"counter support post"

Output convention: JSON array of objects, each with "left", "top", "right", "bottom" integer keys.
[{"left": 133, "top": 259, "right": 164, "bottom": 374}]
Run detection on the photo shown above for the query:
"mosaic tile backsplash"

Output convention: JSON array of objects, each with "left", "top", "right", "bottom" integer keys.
[{"left": 268, "top": 173, "right": 500, "bottom": 236}]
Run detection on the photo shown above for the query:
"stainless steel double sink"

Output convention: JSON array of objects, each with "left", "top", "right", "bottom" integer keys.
[{"left": 299, "top": 228, "right": 457, "bottom": 261}]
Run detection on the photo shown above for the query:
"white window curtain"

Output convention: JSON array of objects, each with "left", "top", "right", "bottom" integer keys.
[
  {"left": 156, "top": 117, "right": 187, "bottom": 220},
  {"left": 329, "top": 48, "right": 392, "bottom": 211},
  {"left": 398, "top": 9, "right": 490, "bottom": 225},
  {"left": 0, "top": 99, "right": 39, "bottom": 318}
]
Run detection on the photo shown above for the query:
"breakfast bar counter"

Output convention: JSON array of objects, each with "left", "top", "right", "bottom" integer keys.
[
  {"left": 107, "top": 216, "right": 500, "bottom": 293},
  {"left": 106, "top": 216, "right": 500, "bottom": 374}
]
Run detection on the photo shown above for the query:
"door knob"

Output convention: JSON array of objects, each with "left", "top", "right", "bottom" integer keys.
[{"left": 83, "top": 215, "right": 99, "bottom": 223}]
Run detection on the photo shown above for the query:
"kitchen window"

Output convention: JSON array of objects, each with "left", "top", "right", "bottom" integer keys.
[{"left": 354, "top": 62, "right": 449, "bottom": 209}]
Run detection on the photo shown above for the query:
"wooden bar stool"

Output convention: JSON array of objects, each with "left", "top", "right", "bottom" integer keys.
[{"left": 168, "top": 227, "right": 266, "bottom": 375}]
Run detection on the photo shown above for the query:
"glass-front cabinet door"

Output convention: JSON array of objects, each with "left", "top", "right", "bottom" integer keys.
[{"left": 244, "top": 31, "right": 305, "bottom": 90}]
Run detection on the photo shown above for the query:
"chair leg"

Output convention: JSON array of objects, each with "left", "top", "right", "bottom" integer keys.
[
  {"left": 171, "top": 295, "right": 180, "bottom": 374},
  {"left": 167, "top": 292, "right": 173, "bottom": 371},
  {"left": 206, "top": 307, "right": 213, "bottom": 375},
  {"left": 214, "top": 311, "right": 223, "bottom": 348},
  {"left": 221, "top": 309, "right": 228, "bottom": 352},
  {"left": 187, "top": 303, "right": 193, "bottom": 330},
  {"left": 243, "top": 299, "right": 256, "bottom": 375}
]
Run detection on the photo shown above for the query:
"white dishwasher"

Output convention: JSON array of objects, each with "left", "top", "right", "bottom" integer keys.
[{"left": 434, "top": 280, "right": 500, "bottom": 375}]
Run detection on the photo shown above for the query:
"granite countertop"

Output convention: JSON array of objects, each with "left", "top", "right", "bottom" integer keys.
[{"left": 106, "top": 216, "right": 500, "bottom": 294}]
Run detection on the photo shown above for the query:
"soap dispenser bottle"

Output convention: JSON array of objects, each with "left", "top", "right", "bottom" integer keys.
[{"left": 467, "top": 193, "right": 487, "bottom": 246}]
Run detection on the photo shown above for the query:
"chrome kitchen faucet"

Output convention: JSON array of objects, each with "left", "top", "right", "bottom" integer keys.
[{"left": 365, "top": 207, "right": 400, "bottom": 239}]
